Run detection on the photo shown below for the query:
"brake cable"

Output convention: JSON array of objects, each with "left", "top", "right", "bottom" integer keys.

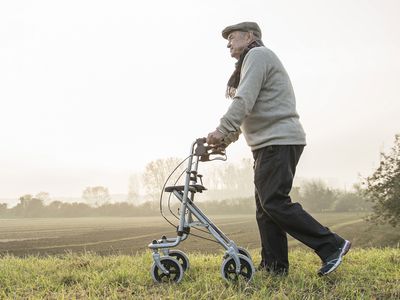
[
  {"left": 159, "top": 155, "right": 191, "bottom": 227},
  {"left": 159, "top": 155, "right": 218, "bottom": 242}
]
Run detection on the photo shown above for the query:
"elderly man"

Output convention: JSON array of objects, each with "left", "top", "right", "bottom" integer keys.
[{"left": 207, "top": 21, "right": 350, "bottom": 276}]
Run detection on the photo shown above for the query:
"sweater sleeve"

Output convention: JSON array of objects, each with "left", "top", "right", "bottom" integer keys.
[{"left": 217, "top": 48, "right": 268, "bottom": 135}]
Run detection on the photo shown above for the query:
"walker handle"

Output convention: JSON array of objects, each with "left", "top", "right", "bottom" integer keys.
[{"left": 194, "top": 138, "right": 227, "bottom": 161}]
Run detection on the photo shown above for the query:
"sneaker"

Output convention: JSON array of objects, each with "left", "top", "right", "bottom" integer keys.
[{"left": 318, "top": 240, "right": 351, "bottom": 276}]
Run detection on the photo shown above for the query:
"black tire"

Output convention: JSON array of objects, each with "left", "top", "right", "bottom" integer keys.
[
  {"left": 151, "top": 257, "right": 184, "bottom": 283},
  {"left": 169, "top": 250, "right": 190, "bottom": 271},
  {"left": 237, "top": 247, "right": 251, "bottom": 259},
  {"left": 220, "top": 254, "right": 255, "bottom": 282}
]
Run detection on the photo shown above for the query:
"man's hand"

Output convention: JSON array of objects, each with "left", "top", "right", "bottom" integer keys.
[{"left": 207, "top": 130, "right": 225, "bottom": 145}]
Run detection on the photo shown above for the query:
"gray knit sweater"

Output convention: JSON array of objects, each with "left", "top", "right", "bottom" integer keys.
[{"left": 217, "top": 46, "right": 306, "bottom": 150}]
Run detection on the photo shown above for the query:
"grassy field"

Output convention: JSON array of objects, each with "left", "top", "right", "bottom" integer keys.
[
  {"left": 0, "top": 248, "right": 398, "bottom": 299},
  {"left": 0, "top": 212, "right": 398, "bottom": 257},
  {"left": 0, "top": 213, "right": 399, "bottom": 298}
]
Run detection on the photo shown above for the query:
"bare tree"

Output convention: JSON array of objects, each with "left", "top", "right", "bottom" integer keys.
[
  {"left": 35, "top": 192, "right": 51, "bottom": 205},
  {"left": 127, "top": 173, "right": 142, "bottom": 204},
  {"left": 299, "top": 180, "right": 337, "bottom": 212},
  {"left": 204, "top": 158, "right": 254, "bottom": 200},
  {"left": 143, "top": 157, "right": 184, "bottom": 200},
  {"left": 82, "top": 186, "right": 111, "bottom": 207}
]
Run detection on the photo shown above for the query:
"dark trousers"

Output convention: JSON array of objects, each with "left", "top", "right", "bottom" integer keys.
[{"left": 253, "top": 145, "right": 344, "bottom": 272}]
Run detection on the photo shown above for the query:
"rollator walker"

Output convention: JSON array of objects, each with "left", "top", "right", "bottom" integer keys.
[{"left": 148, "top": 138, "right": 255, "bottom": 283}]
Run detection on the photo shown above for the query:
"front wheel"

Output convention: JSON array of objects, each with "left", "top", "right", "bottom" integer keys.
[
  {"left": 151, "top": 257, "right": 184, "bottom": 283},
  {"left": 220, "top": 254, "right": 255, "bottom": 282}
]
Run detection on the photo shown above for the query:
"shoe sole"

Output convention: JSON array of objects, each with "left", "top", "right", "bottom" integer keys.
[{"left": 318, "top": 240, "right": 351, "bottom": 276}]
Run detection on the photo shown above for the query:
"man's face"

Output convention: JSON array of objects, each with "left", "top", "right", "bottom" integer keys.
[{"left": 227, "top": 31, "right": 250, "bottom": 60}]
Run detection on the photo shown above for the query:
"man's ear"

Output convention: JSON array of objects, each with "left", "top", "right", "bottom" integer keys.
[{"left": 246, "top": 31, "right": 254, "bottom": 43}]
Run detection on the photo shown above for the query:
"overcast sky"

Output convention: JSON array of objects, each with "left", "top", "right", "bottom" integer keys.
[{"left": 1, "top": 0, "right": 399, "bottom": 200}]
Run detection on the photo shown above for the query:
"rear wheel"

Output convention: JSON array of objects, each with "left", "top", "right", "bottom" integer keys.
[
  {"left": 221, "top": 254, "right": 255, "bottom": 282},
  {"left": 237, "top": 247, "right": 252, "bottom": 260},
  {"left": 169, "top": 250, "right": 190, "bottom": 271}
]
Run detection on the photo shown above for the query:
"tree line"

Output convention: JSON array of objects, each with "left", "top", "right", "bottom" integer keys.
[
  {"left": 0, "top": 194, "right": 157, "bottom": 218},
  {"left": 0, "top": 181, "right": 371, "bottom": 218},
  {"left": 1, "top": 134, "right": 398, "bottom": 227}
]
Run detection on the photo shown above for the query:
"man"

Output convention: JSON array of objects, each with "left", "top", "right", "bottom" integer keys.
[{"left": 206, "top": 21, "right": 351, "bottom": 276}]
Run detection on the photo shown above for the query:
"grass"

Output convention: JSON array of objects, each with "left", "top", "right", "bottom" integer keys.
[{"left": 0, "top": 248, "right": 399, "bottom": 299}]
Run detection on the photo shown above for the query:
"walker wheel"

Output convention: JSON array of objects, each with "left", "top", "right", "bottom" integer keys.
[
  {"left": 237, "top": 247, "right": 252, "bottom": 260},
  {"left": 169, "top": 250, "right": 190, "bottom": 271},
  {"left": 220, "top": 254, "right": 255, "bottom": 282},
  {"left": 151, "top": 257, "right": 184, "bottom": 283}
]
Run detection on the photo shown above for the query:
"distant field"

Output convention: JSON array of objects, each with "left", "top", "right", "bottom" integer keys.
[{"left": 0, "top": 212, "right": 398, "bottom": 256}]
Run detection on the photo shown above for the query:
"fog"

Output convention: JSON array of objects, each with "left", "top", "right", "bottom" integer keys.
[{"left": 1, "top": 0, "right": 399, "bottom": 202}]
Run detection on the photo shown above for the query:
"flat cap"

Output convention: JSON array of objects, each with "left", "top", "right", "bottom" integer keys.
[{"left": 222, "top": 21, "right": 262, "bottom": 40}]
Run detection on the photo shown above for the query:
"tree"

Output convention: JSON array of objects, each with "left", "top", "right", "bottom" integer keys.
[
  {"left": 299, "top": 180, "right": 337, "bottom": 212},
  {"left": 127, "top": 173, "right": 142, "bottom": 204},
  {"left": 290, "top": 186, "right": 302, "bottom": 202},
  {"left": 364, "top": 134, "right": 400, "bottom": 227},
  {"left": 46, "top": 200, "right": 64, "bottom": 217},
  {"left": 82, "top": 186, "right": 111, "bottom": 207},
  {"left": 0, "top": 203, "right": 7, "bottom": 216},
  {"left": 143, "top": 158, "right": 184, "bottom": 200},
  {"left": 222, "top": 158, "right": 254, "bottom": 198},
  {"left": 35, "top": 192, "right": 51, "bottom": 204},
  {"left": 201, "top": 158, "right": 254, "bottom": 201},
  {"left": 333, "top": 184, "right": 372, "bottom": 212},
  {"left": 13, "top": 194, "right": 45, "bottom": 217}
]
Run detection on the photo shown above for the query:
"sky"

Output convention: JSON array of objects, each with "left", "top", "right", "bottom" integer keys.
[{"left": 1, "top": 0, "right": 399, "bottom": 201}]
